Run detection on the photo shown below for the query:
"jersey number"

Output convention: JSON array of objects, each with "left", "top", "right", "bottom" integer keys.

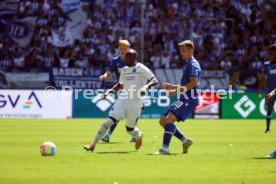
[{"left": 174, "top": 101, "right": 184, "bottom": 108}]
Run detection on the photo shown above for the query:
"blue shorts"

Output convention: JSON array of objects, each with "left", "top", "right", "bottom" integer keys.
[
  {"left": 163, "top": 99, "right": 198, "bottom": 122},
  {"left": 265, "top": 96, "right": 276, "bottom": 106}
]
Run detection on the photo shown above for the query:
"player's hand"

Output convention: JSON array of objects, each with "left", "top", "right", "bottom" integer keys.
[
  {"left": 257, "top": 87, "right": 262, "bottom": 98},
  {"left": 266, "top": 94, "right": 272, "bottom": 100},
  {"left": 166, "top": 90, "right": 176, "bottom": 98},
  {"left": 99, "top": 74, "right": 107, "bottom": 81},
  {"left": 101, "top": 93, "right": 107, "bottom": 99},
  {"left": 266, "top": 91, "right": 275, "bottom": 100},
  {"left": 138, "top": 86, "right": 147, "bottom": 96},
  {"left": 162, "top": 83, "right": 173, "bottom": 90}
]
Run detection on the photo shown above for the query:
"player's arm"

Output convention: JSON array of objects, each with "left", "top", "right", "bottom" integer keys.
[
  {"left": 99, "top": 71, "right": 112, "bottom": 81},
  {"left": 257, "top": 72, "right": 266, "bottom": 98},
  {"left": 102, "top": 67, "right": 124, "bottom": 98},
  {"left": 258, "top": 63, "right": 268, "bottom": 97},
  {"left": 139, "top": 76, "right": 158, "bottom": 96},
  {"left": 266, "top": 88, "right": 276, "bottom": 100},
  {"left": 102, "top": 83, "right": 123, "bottom": 99},
  {"left": 163, "top": 77, "right": 198, "bottom": 97},
  {"left": 138, "top": 64, "right": 158, "bottom": 95},
  {"left": 99, "top": 58, "right": 116, "bottom": 80}
]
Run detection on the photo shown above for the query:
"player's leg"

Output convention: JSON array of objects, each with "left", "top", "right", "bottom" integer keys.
[
  {"left": 159, "top": 116, "right": 187, "bottom": 143},
  {"left": 101, "top": 100, "right": 122, "bottom": 143},
  {"left": 265, "top": 97, "right": 275, "bottom": 133},
  {"left": 129, "top": 105, "right": 144, "bottom": 143},
  {"left": 102, "top": 99, "right": 126, "bottom": 142},
  {"left": 155, "top": 112, "right": 177, "bottom": 154},
  {"left": 126, "top": 126, "right": 143, "bottom": 150},
  {"left": 84, "top": 99, "right": 125, "bottom": 151},
  {"left": 128, "top": 115, "right": 142, "bottom": 143},
  {"left": 125, "top": 103, "right": 143, "bottom": 149},
  {"left": 101, "top": 120, "right": 119, "bottom": 143},
  {"left": 156, "top": 100, "right": 196, "bottom": 154},
  {"left": 266, "top": 105, "right": 273, "bottom": 133},
  {"left": 83, "top": 116, "right": 117, "bottom": 151},
  {"left": 102, "top": 102, "right": 142, "bottom": 143}
]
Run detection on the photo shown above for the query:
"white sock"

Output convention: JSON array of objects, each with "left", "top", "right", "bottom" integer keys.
[
  {"left": 127, "top": 127, "right": 141, "bottom": 139},
  {"left": 92, "top": 118, "right": 114, "bottom": 145}
]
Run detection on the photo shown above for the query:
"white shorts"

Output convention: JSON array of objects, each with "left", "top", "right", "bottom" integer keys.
[{"left": 108, "top": 99, "right": 143, "bottom": 128}]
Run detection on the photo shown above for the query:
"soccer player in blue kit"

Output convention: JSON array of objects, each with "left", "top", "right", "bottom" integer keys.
[
  {"left": 266, "top": 88, "right": 276, "bottom": 158},
  {"left": 155, "top": 40, "right": 201, "bottom": 155},
  {"left": 260, "top": 43, "right": 276, "bottom": 133},
  {"left": 99, "top": 40, "right": 136, "bottom": 142}
]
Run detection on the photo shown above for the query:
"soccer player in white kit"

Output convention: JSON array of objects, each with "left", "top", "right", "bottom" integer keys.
[{"left": 84, "top": 49, "right": 158, "bottom": 152}]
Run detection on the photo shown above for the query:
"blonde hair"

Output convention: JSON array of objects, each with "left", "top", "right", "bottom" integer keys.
[
  {"left": 119, "top": 40, "right": 130, "bottom": 47},
  {"left": 268, "top": 43, "right": 276, "bottom": 52},
  {"left": 178, "top": 40, "right": 194, "bottom": 50}
]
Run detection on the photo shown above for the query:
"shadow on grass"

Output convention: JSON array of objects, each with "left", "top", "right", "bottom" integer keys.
[
  {"left": 146, "top": 153, "right": 180, "bottom": 156},
  {"left": 96, "top": 151, "right": 137, "bottom": 154},
  {"left": 252, "top": 157, "right": 276, "bottom": 160},
  {"left": 98, "top": 142, "right": 123, "bottom": 144}
]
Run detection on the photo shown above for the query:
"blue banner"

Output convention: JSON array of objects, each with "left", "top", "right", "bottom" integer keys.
[
  {"left": 51, "top": 67, "right": 105, "bottom": 89},
  {"left": 1, "top": 17, "right": 36, "bottom": 47}
]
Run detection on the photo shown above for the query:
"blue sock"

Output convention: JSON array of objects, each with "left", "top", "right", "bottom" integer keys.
[
  {"left": 162, "top": 123, "right": 176, "bottom": 151},
  {"left": 107, "top": 121, "right": 118, "bottom": 136},
  {"left": 266, "top": 111, "right": 272, "bottom": 130},
  {"left": 174, "top": 127, "right": 186, "bottom": 142}
]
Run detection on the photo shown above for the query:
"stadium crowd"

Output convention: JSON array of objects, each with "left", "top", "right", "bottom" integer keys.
[{"left": 0, "top": 0, "right": 275, "bottom": 72}]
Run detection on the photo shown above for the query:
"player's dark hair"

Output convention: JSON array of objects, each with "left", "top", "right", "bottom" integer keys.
[{"left": 127, "top": 49, "right": 137, "bottom": 58}]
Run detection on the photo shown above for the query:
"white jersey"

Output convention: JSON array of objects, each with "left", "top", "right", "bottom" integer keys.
[{"left": 118, "top": 62, "right": 154, "bottom": 101}]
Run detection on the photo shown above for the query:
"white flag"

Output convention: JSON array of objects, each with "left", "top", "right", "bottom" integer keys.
[
  {"left": 51, "top": 25, "right": 74, "bottom": 47},
  {"left": 67, "top": 9, "right": 87, "bottom": 40}
]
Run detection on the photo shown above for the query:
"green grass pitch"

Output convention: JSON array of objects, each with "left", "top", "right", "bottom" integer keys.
[{"left": 0, "top": 119, "right": 275, "bottom": 184}]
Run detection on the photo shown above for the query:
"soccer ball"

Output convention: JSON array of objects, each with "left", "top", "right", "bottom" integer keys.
[{"left": 40, "top": 141, "right": 57, "bottom": 156}]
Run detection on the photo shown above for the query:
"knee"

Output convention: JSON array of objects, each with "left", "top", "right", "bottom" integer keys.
[
  {"left": 159, "top": 117, "right": 167, "bottom": 128},
  {"left": 104, "top": 116, "right": 116, "bottom": 128}
]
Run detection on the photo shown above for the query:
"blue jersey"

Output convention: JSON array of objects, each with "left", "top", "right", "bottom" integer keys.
[
  {"left": 263, "top": 61, "right": 276, "bottom": 94},
  {"left": 109, "top": 55, "right": 126, "bottom": 81},
  {"left": 164, "top": 56, "right": 201, "bottom": 122},
  {"left": 180, "top": 57, "right": 201, "bottom": 104}
]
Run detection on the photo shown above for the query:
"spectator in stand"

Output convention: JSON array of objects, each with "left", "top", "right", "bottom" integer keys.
[
  {"left": 42, "top": 50, "right": 56, "bottom": 69},
  {"left": 1, "top": 0, "right": 275, "bottom": 73},
  {"left": 74, "top": 52, "right": 89, "bottom": 68},
  {"left": 59, "top": 48, "right": 71, "bottom": 68},
  {"left": 220, "top": 55, "right": 232, "bottom": 72},
  {"left": 161, "top": 51, "right": 171, "bottom": 69},
  {"left": 0, "top": 53, "right": 13, "bottom": 68},
  {"left": 13, "top": 50, "right": 25, "bottom": 68},
  {"left": 250, "top": 56, "right": 263, "bottom": 71},
  {"left": 150, "top": 52, "right": 162, "bottom": 69},
  {"left": 0, "top": 38, "right": 3, "bottom": 51},
  {"left": 25, "top": 50, "right": 40, "bottom": 69}
]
